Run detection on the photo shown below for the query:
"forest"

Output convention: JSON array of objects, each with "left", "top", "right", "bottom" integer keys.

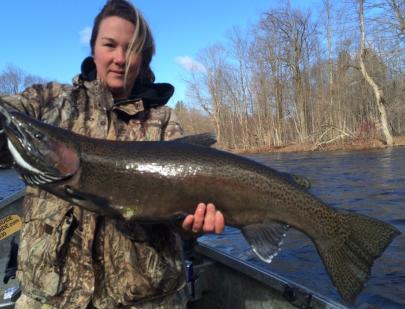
[
  {"left": 1, "top": 0, "right": 404, "bottom": 151},
  {"left": 176, "top": 0, "right": 404, "bottom": 151}
]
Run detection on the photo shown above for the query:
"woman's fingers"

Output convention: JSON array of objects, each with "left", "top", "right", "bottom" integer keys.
[
  {"left": 214, "top": 210, "right": 225, "bottom": 234},
  {"left": 192, "top": 203, "right": 206, "bottom": 233},
  {"left": 181, "top": 214, "right": 195, "bottom": 231},
  {"left": 181, "top": 203, "right": 225, "bottom": 234}
]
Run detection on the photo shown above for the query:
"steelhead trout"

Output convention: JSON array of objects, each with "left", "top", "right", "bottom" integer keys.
[{"left": 0, "top": 105, "right": 400, "bottom": 303}]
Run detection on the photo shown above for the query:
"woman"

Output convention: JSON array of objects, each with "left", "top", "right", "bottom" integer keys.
[{"left": 0, "top": 1, "right": 224, "bottom": 308}]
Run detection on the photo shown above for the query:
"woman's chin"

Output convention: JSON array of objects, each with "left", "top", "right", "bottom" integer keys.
[{"left": 109, "top": 85, "right": 128, "bottom": 98}]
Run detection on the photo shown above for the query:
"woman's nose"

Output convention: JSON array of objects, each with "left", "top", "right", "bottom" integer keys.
[{"left": 113, "top": 48, "right": 126, "bottom": 65}]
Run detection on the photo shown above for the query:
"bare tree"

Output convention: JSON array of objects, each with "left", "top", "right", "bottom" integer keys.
[
  {"left": 0, "top": 64, "right": 48, "bottom": 95},
  {"left": 325, "top": 0, "right": 334, "bottom": 103},
  {"left": 186, "top": 45, "right": 230, "bottom": 145},
  {"left": 253, "top": 16, "right": 290, "bottom": 146},
  {"left": 261, "top": 6, "right": 317, "bottom": 142},
  {"left": 358, "top": 0, "right": 394, "bottom": 145},
  {"left": 174, "top": 100, "right": 213, "bottom": 135},
  {"left": 183, "top": 1, "right": 405, "bottom": 151},
  {"left": 0, "top": 64, "right": 25, "bottom": 94},
  {"left": 24, "top": 74, "right": 48, "bottom": 89},
  {"left": 390, "top": 0, "right": 405, "bottom": 37}
]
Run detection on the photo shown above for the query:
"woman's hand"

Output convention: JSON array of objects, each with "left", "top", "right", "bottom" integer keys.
[{"left": 182, "top": 203, "right": 225, "bottom": 234}]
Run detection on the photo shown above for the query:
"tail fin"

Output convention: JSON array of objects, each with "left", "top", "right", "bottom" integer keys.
[{"left": 316, "top": 212, "right": 400, "bottom": 303}]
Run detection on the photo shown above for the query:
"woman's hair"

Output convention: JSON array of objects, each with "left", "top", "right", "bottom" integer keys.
[{"left": 90, "top": 0, "right": 155, "bottom": 84}]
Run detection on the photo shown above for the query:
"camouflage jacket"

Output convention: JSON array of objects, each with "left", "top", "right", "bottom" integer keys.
[{"left": 0, "top": 65, "right": 187, "bottom": 308}]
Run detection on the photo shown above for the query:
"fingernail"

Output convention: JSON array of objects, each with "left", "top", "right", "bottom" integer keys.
[{"left": 198, "top": 204, "right": 205, "bottom": 211}]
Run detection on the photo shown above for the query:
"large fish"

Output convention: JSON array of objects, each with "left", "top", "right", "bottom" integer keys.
[{"left": 0, "top": 105, "right": 400, "bottom": 303}]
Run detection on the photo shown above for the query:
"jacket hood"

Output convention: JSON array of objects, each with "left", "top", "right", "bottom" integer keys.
[{"left": 80, "top": 56, "right": 174, "bottom": 108}]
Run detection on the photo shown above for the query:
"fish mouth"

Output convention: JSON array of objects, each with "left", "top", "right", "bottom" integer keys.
[
  {"left": 0, "top": 106, "right": 78, "bottom": 185},
  {"left": 0, "top": 105, "right": 11, "bottom": 133},
  {"left": 6, "top": 138, "right": 63, "bottom": 186},
  {"left": 0, "top": 106, "right": 49, "bottom": 184},
  {"left": 0, "top": 105, "right": 26, "bottom": 146},
  {"left": 0, "top": 106, "right": 38, "bottom": 163},
  {"left": 0, "top": 106, "right": 31, "bottom": 161}
]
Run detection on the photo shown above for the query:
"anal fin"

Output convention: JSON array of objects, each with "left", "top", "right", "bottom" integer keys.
[{"left": 242, "top": 222, "right": 289, "bottom": 263}]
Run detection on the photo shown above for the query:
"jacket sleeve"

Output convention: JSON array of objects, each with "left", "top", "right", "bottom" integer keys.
[{"left": 0, "top": 86, "right": 47, "bottom": 118}]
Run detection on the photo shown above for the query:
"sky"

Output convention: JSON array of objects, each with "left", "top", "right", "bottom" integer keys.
[{"left": 0, "top": 0, "right": 320, "bottom": 106}]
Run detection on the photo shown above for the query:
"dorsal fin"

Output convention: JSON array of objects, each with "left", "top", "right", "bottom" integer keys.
[
  {"left": 174, "top": 133, "right": 217, "bottom": 147},
  {"left": 242, "top": 221, "right": 289, "bottom": 263}
]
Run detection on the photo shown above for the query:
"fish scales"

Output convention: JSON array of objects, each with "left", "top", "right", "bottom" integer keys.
[{"left": 80, "top": 139, "right": 324, "bottom": 231}]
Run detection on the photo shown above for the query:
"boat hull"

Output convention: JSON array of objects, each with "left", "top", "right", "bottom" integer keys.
[{"left": 0, "top": 189, "right": 24, "bottom": 309}]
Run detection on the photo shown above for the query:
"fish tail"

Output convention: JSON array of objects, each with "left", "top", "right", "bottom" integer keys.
[{"left": 317, "top": 212, "right": 400, "bottom": 303}]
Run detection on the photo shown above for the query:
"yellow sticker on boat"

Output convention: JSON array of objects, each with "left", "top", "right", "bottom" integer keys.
[{"left": 0, "top": 215, "right": 22, "bottom": 241}]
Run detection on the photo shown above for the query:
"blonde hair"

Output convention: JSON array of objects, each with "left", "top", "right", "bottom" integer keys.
[{"left": 90, "top": 0, "right": 156, "bottom": 89}]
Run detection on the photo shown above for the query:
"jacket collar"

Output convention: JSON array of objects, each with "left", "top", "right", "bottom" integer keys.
[{"left": 79, "top": 56, "right": 174, "bottom": 109}]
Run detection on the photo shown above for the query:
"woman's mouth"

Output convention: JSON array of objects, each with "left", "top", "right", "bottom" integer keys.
[{"left": 110, "top": 70, "right": 125, "bottom": 77}]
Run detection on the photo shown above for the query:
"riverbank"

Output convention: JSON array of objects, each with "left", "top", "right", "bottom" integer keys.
[{"left": 231, "top": 135, "right": 405, "bottom": 154}]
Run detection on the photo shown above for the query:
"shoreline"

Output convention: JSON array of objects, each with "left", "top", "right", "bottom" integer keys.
[{"left": 227, "top": 136, "right": 405, "bottom": 155}]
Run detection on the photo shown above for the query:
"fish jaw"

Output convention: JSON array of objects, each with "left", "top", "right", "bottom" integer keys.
[{"left": 2, "top": 110, "right": 80, "bottom": 185}]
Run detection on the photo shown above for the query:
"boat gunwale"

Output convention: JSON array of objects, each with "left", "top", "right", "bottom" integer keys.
[
  {"left": 0, "top": 189, "right": 25, "bottom": 211},
  {"left": 195, "top": 242, "right": 348, "bottom": 309}
]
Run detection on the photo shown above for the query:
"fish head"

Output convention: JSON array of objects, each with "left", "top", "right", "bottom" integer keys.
[{"left": 0, "top": 106, "right": 80, "bottom": 186}]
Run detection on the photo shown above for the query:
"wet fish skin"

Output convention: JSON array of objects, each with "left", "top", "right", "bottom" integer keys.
[{"left": 0, "top": 107, "right": 401, "bottom": 304}]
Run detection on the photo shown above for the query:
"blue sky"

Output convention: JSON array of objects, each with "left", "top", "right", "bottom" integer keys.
[{"left": 0, "top": 0, "right": 320, "bottom": 106}]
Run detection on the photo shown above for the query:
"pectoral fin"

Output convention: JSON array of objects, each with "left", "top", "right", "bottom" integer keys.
[
  {"left": 242, "top": 222, "right": 290, "bottom": 263},
  {"left": 60, "top": 186, "right": 121, "bottom": 218}
]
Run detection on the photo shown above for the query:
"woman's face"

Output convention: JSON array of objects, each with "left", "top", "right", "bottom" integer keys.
[{"left": 93, "top": 16, "right": 142, "bottom": 99}]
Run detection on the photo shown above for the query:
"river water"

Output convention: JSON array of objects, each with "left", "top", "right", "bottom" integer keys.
[
  {"left": 0, "top": 169, "right": 24, "bottom": 201},
  {"left": 1, "top": 147, "right": 404, "bottom": 308}
]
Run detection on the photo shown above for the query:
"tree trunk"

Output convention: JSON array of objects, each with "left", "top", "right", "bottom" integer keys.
[
  {"left": 390, "top": 0, "right": 405, "bottom": 36},
  {"left": 358, "top": 0, "right": 394, "bottom": 146}
]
